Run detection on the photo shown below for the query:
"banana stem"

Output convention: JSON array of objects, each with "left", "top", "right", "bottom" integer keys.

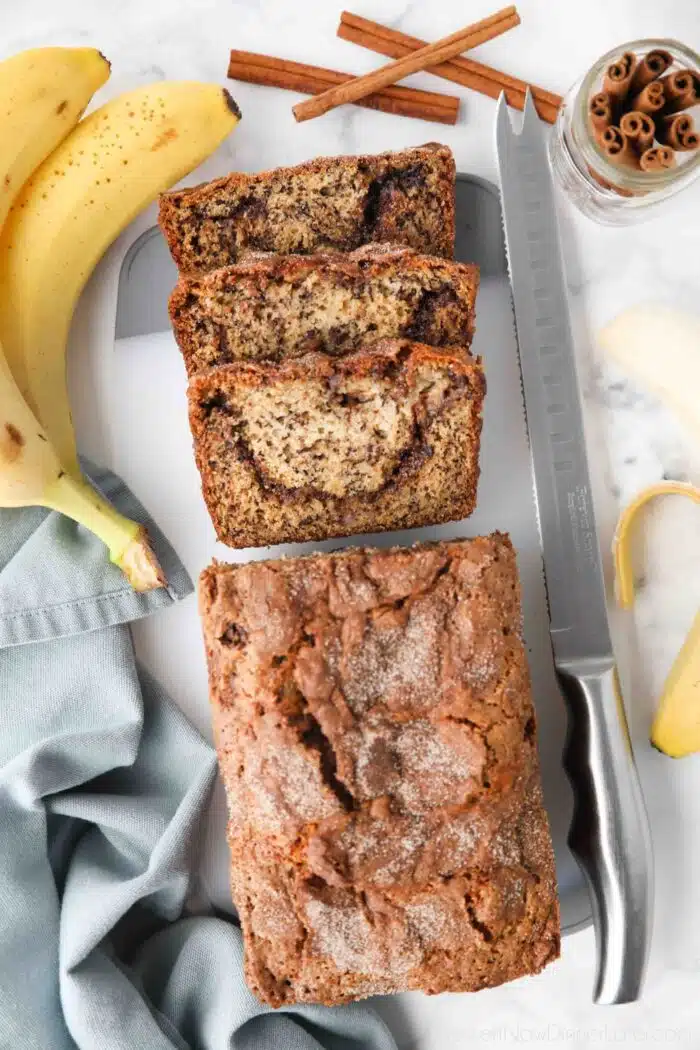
[{"left": 42, "top": 472, "right": 166, "bottom": 591}]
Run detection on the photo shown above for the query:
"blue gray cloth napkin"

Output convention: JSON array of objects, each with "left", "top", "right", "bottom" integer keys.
[{"left": 0, "top": 464, "right": 396, "bottom": 1050}]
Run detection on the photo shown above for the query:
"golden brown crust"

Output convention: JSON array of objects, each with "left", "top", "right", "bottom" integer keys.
[
  {"left": 159, "top": 143, "right": 456, "bottom": 274},
  {"left": 170, "top": 244, "right": 479, "bottom": 377},
  {"left": 199, "top": 534, "right": 560, "bottom": 1006},
  {"left": 187, "top": 339, "right": 485, "bottom": 547}
]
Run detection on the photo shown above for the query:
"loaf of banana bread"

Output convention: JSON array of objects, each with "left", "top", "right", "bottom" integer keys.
[
  {"left": 199, "top": 533, "right": 560, "bottom": 1006},
  {"left": 158, "top": 143, "right": 455, "bottom": 274},
  {"left": 170, "top": 244, "right": 479, "bottom": 377},
  {"left": 188, "top": 339, "right": 485, "bottom": 548}
]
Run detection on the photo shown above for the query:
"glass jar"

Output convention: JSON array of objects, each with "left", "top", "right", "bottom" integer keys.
[{"left": 549, "top": 38, "right": 700, "bottom": 225}]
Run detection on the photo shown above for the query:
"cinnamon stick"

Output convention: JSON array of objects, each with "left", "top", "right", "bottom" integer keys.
[
  {"left": 659, "top": 69, "right": 699, "bottom": 114},
  {"left": 630, "top": 79, "right": 665, "bottom": 116},
  {"left": 654, "top": 112, "right": 694, "bottom": 150},
  {"left": 586, "top": 165, "right": 635, "bottom": 197},
  {"left": 679, "top": 129, "right": 700, "bottom": 151},
  {"left": 629, "top": 49, "right": 673, "bottom": 93},
  {"left": 640, "top": 146, "right": 676, "bottom": 171},
  {"left": 337, "top": 10, "right": 561, "bottom": 124},
  {"left": 619, "top": 110, "right": 655, "bottom": 153},
  {"left": 227, "top": 51, "right": 460, "bottom": 124},
  {"left": 293, "top": 6, "right": 520, "bottom": 122},
  {"left": 588, "top": 91, "right": 614, "bottom": 135},
  {"left": 600, "top": 126, "right": 640, "bottom": 169},
  {"left": 603, "top": 52, "right": 637, "bottom": 103}
]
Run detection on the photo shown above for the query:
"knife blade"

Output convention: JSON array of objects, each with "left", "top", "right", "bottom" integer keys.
[{"left": 495, "top": 91, "right": 653, "bottom": 1005}]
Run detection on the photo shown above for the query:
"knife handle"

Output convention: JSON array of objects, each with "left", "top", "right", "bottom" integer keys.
[{"left": 559, "top": 662, "right": 653, "bottom": 1005}]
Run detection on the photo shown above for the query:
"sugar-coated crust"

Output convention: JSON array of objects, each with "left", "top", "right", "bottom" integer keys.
[
  {"left": 159, "top": 143, "right": 456, "bottom": 273},
  {"left": 199, "top": 534, "right": 560, "bottom": 1006},
  {"left": 170, "top": 244, "right": 479, "bottom": 377},
  {"left": 187, "top": 339, "right": 485, "bottom": 547}
]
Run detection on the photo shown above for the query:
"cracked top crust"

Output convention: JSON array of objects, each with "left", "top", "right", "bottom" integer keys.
[{"left": 199, "top": 534, "right": 560, "bottom": 1006}]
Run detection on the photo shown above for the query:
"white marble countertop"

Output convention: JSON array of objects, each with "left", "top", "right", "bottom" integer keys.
[{"left": 5, "top": 0, "right": 700, "bottom": 1045}]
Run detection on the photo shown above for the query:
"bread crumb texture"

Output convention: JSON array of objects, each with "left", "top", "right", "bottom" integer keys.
[
  {"left": 159, "top": 143, "right": 456, "bottom": 274},
  {"left": 188, "top": 340, "right": 485, "bottom": 547},
  {"left": 169, "top": 244, "right": 478, "bottom": 377}
]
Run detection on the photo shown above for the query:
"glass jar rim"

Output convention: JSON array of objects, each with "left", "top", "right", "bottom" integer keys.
[{"left": 573, "top": 37, "right": 700, "bottom": 192}]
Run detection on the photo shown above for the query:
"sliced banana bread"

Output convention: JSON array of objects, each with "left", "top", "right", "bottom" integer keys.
[
  {"left": 170, "top": 245, "right": 479, "bottom": 377},
  {"left": 159, "top": 143, "right": 455, "bottom": 274},
  {"left": 187, "top": 339, "right": 485, "bottom": 548}
]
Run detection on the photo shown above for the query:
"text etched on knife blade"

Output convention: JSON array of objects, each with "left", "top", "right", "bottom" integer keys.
[{"left": 567, "top": 484, "right": 598, "bottom": 573}]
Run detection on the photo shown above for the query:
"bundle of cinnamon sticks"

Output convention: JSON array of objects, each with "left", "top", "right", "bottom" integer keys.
[
  {"left": 227, "top": 6, "right": 562, "bottom": 126},
  {"left": 589, "top": 49, "right": 700, "bottom": 172}
]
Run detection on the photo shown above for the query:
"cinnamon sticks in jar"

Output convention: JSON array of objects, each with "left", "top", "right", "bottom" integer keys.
[{"left": 588, "top": 46, "right": 700, "bottom": 174}]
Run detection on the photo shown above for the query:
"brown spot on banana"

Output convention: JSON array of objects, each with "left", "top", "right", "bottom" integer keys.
[
  {"left": 150, "top": 127, "right": 178, "bottom": 151},
  {"left": 56, "top": 100, "right": 69, "bottom": 115},
  {"left": 1, "top": 422, "right": 25, "bottom": 463},
  {"left": 223, "top": 89, "right": 242, "bottom": 120}
]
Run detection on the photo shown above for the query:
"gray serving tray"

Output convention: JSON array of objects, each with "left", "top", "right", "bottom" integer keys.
[{"left": 109, "top": 174, "right": 592, "bottom": 935}]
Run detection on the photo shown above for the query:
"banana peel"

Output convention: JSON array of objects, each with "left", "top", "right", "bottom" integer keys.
[{"left": 613, "top": 481, "right": 700, "bottom": 757}]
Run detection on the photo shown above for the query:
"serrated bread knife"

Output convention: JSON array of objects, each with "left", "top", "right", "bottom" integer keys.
[{"left": 495, "top": 91, "right": 653, "bottom": 1004}]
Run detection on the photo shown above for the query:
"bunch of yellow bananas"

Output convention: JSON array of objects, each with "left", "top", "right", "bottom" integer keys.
[{"left": 0, "top": 47, "right": 240, "bottom": 588}]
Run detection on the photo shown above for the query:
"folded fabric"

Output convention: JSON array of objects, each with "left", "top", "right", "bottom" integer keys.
[{"left": 0, "top": 464, "right": 396, "bottom": 1050}]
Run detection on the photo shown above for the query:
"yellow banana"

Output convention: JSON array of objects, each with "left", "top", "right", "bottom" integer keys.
[
  {"left": 0, "top": 46, "right": 110, "bottom": 229},
  {"left": 0, "top": 81, "right": 240, "bottom": 476},
  {"left": 0, "top": 46, "right": 164, "bottom": 589},
  {"left": 0, "top": 341, "right": 164, "bottom": 589}
]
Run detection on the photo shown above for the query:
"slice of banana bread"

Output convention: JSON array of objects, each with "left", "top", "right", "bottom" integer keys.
[
  {"left": 188, "top": 339, "right": 485, "bottom": 548},
  {"left": 158, "top": 143, "right": 455, "bottom": 274},
  {"left": 170, "top": 245, "right": 479, "bottom": 377},
  {"left": 199, "top": 534, "right": 560, "bottom": 1006}
]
